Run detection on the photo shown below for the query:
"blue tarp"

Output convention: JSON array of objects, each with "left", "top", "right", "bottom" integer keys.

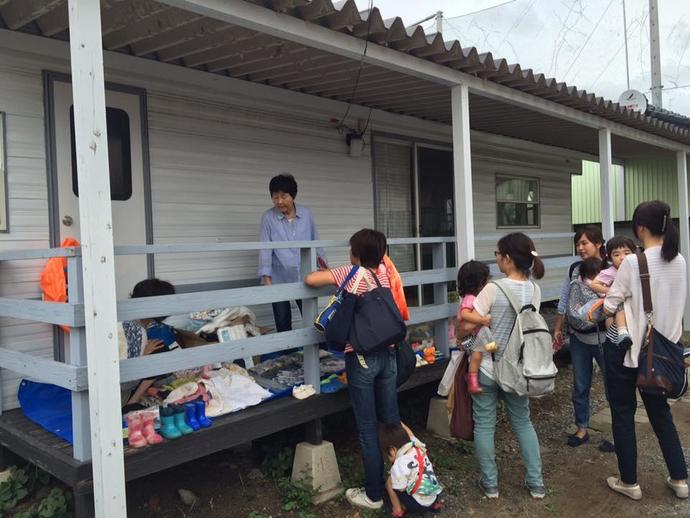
[{"left": 18, "top": 380, "right": 73, "bottom": 444}]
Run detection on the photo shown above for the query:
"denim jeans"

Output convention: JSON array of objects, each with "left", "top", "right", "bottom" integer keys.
[
  {"left": 603, "top": 340, "right": 688, "bottom": 484},
  {"left": 472, "top": 372, "right": 543, "bottom": 488},
  {"left": 346, "top": 348, "right": 400, "bottom": 502},
  {"left": 272, "top": 299, "right": 303, "bottom": 333},
  {"left": 570, "top": 333, "right": 605, "bottom": 428}
]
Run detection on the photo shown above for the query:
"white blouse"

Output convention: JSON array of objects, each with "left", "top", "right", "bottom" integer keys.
[{"left": 604, "top": 246, "right": 687, "bottom": 368}]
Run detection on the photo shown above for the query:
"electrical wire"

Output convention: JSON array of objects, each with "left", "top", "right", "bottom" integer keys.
[
  {"left": 337, "top": 0, "right": 374, "bottom": 129},
  {"left": 444, "top": 0, "right": 520, "bottom": 20},
  {"left": 561, "top": 0, "right": 616, "bottom": 83}
]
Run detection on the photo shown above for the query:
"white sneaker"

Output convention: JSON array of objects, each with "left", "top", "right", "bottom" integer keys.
[
  {"left": 607, "top": 477, "right": 642, "bottom": 500},
  {"left": 345, "top": 488, "right": 383, "bottom": 510},
  {"left": 666, "top": 477, "right": 689, "bottom": 499}
]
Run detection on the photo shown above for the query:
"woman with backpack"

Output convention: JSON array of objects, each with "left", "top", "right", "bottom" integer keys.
[
  {"left": 602, "top": 201, "right": 688, "bottom": 500},
  {"left": 463, "top": 232, "right": 546, "bottom": 499},
  {"left": 552, "top": 226, "right": 612, "bottom": 449},
  {"left": 305, "top": 228, "right": 403, "bottom": 511}
]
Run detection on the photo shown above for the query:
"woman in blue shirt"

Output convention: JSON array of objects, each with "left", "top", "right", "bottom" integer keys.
[{"left": 259, "top": 174, "right": 327, "bottom": 333}]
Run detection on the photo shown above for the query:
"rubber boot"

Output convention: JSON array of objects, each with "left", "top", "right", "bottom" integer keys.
[
  {"left": 142, "top": 413, "right": 164, "bottom": 445},
  {"left": 194, "top": 399, "right": 212, "bottom": 428},
  {"left": 126, "top": 414, "right": 148, "bottom": 448},
  {"left": 159, "top": 406, "right": 182, "bottom": 440},
  {"left": 466, "top": 372, "right": 483, "bottom": 394},
  {"left": 173, "top": 405, "right": 194, "bottom": 435},
  {"left": 184, "top": 403, "right": 200, "bottom": 431}
]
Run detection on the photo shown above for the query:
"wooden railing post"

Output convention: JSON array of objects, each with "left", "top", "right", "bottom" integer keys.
[
  {"left": 300, "top": 247, "right": 320, "bottom": 393},
  {"left": 431, "top": 243, "right": 449, "bottom": 357},
  {"left": 66, "top": 255, "right": 91, "bottom": 461}
]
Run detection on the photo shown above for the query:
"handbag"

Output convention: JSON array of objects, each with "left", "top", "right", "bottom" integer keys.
[
  {"left": 635, "top": 251, "right": 688, "bottom": 399},
  {"left": 395, "top": 340, "right": 417, "bottom": 387},
  {"left": 314, "top": 265, "right": 360, "bottom": 332},
  {"left": 449, "top": 352, "right": 473, "bottom": 441},
  {"left": 349, "top": 270, "right": 407, "bottom": 355}
]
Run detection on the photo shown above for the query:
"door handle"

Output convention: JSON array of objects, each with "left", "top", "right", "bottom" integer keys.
[{"left": 62, "top": 215, "right": 74, "bottom": 227}]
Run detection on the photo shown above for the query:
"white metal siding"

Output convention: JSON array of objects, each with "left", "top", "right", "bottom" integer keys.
[
  {"left": 0, "top": 36, "right": 578, "bottom": 409},
  {"left": 0, "top": 57, "right": 54, "bottom": 411}
]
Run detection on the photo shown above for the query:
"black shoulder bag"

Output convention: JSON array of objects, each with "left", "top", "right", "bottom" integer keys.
[
  {"left": 348, "top": 270, "right": 407, "bottom": 355},
  {"left": 635, "top": 251, "right": 688, "bottom": 399}
]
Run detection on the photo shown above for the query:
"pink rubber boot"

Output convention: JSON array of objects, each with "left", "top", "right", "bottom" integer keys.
[
  {"left": 142, "top": 413, "right": 164, "bottom": 445},
  {"left": 126, "top": 414, "right": 148, "bottom": 448},
  {"left": 466, "top": 373, "right": 483, "bottom": 394}
]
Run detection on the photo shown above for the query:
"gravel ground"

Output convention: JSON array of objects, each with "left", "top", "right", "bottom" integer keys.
[{"left": 126, "top": 359, "right": 690, "bottom": 518}]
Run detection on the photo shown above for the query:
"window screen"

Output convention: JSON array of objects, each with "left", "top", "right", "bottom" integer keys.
[
  {"left": 373, "top": 141, "right": 415, "bottom": 272},
  {"left": 496, "top": 176, "right": 540, "bottom": 227},
  {"left": 70, "top": 106, "right": 132, "bottom": 201}
]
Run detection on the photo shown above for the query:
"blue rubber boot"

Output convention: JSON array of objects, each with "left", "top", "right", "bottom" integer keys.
[
  {"left": 194, "top": 399, "right": 212, "bottom": 428},
  {"left": 184, "top": 403, "right": 200, "bottom": 431},
  {"left": 159, "top": 406, "right": 182, "bottom": 440},
  {"left": 172, "top": 405, "right": 194, "bottom": 435}
]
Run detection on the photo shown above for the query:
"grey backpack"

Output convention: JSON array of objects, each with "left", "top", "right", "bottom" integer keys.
[
  {"left": 566, "top": 278, "right": 600, "bottom": 332},
  {"left": 492, "top": 279, "right": 557, "bottom": 397}
]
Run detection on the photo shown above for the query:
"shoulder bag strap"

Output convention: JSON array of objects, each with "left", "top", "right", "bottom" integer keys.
[
  {"left": 410, "top": 447, "right": 426, "bottom": 495},
  {"left": 636, "top": 251, "right": 653, "bottom": 316},
  {"left": 337, "top": 265, "right": 359, "bottom": 291}
]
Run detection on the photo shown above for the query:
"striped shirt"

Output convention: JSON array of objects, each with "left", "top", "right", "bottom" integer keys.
[
  {"left": 474, "top": 279, "right": 541, "bottom": 380},
  {"left": 330, "top": 264, "right": 391, "bottom": 354}
]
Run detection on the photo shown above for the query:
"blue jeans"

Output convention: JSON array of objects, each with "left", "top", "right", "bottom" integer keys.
[
  {"left": 569, "top": 333, "right": 605, "bottom": 428},
  {"left": 272, "top": 299, "right": 303, "bottom": 333},
  {"left": 472, "top": 372, "right": 543, "bottom": 488},
  {"left": 603, "top": 340, "right": 688, "bottom": 484},
  {"left": 346, "top": 348, "right": 400, "bottom": 502}
]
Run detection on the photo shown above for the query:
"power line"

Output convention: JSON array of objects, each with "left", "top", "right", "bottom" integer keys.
[
  {"left": 495, "top": 0, "right": 538, "bottom": 54},
  {"left": 444, "top": 0, "right": 520, "bottom": 20},
  {"left": 562, "top": 0, "right": 616, "bottom": 82}
]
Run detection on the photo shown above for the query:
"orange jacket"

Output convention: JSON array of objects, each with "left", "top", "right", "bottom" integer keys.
[
  {"left": 41, "top": 238, "right": 80, "bottom": 332},
  {"left": 383, "top": 254, "right": 410, "bottom": 321}
]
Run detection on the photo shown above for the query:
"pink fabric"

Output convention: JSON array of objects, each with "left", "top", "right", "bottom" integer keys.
[
  {"left": 457, "top": 294, "right": 476, "bottom": 323},
  {"left": 595, "top": 265, "right": 617, "bottom": 287}
]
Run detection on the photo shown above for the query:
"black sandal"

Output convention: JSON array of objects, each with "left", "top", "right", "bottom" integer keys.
[{"left": 567, "top": 432, "right": 590, "bottom": 447}]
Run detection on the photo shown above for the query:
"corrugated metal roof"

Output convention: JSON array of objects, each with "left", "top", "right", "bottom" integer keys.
[
  {"left": 2, "top": 0, "right": 689, "bottom": 152},
  {"left": 647, "top": 105, "right": 690, "bottom": 129}
]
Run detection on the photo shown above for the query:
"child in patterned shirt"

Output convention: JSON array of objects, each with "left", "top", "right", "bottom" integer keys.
[{"left": 379, "top": 422, "right": 442, "bottom": 517}]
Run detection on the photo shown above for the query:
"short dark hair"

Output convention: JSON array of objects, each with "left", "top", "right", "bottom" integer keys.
[
  {"left": 579, "top": 257, "right": 602, "bottom": 281},
  {"left": 605, "top": 236, "right": 636, "bottom": 259},
  {"left": 269, "top": 174, "right": 297, "bottom": 199},
  {"left": 457, "top": 260, "right": 490, "bottom": 297},
  {"left": 378, "top": 422, "right": 409, "bottom": 458},
  {"left": 632, "top": 200, "right": 679, "bottom": 262},
  {"left": 349, "top": 229, "right": 386, "bottom": 269},
  {"left": 131, "top": 278, "right": 175, "bottom": 298},
  {"left": 574, "top": 225, "right": 607, "bottom": 267}
]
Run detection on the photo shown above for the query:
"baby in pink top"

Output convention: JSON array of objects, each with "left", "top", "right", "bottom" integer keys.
[{"left": 590, "top": 236, "right": 637, "bottom": 347}]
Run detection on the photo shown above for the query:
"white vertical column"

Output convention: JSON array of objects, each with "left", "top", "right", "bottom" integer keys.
[
  {"left": 599, "top": 128, "right": 615, "bottom": 241},
  {"left": 451, "top": 84, "right": 474, "bottom": 265},
  {"left": 67, "top": 0, "right": 126, "bottom": 516},
  {"left": 676, "top": 151, "right": 690, "bottom": 329}
]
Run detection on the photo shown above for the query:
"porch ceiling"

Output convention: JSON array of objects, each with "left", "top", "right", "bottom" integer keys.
[{"left": 2, "top": 0, "right": 688, "bottom": 158}]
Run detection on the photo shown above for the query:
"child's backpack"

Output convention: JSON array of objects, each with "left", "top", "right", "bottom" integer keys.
[{"left": 492, "top": 279, "right": 557, "bottom": 397}]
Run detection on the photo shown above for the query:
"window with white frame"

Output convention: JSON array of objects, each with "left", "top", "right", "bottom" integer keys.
[{"left": 496, "top": 175, "right": 540, "bottom": 228}]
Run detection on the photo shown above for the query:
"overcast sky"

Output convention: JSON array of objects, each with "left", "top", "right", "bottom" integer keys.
[{"left": 354, "top": 0, "right": 690, "bottom": 116}]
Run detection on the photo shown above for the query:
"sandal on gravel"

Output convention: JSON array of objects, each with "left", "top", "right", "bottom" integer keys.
[{"left": 567, "top": 432, "right": 590, "bottom": 447}]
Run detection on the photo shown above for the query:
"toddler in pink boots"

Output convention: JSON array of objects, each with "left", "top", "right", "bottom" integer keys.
[{"left": 456, "top": 261, "right": 497, "bottom": 394}]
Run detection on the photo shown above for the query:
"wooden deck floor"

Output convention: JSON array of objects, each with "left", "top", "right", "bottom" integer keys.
[{"left": 0, "top": 359, "right": 448, "bottom": 501}]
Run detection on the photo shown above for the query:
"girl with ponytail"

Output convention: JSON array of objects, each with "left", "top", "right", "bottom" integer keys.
[
  {"left": 602, "top": 201, "right": 688, "bottom": 500},
  {"left": 466, "top": 232, "right": 546, "bottom": 499}
]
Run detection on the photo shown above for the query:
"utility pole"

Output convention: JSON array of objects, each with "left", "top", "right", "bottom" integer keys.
[
  {"left": 649, "top": 0, "right": 663, "bottom": 107},
  {"left": 622, "top": 0, "right": 630, "bottom": 90},
  {"left": 435, "top": 11, "right": 443, "bottom": 33}
]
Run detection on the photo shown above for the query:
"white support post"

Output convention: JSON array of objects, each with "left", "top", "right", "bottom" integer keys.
[
  {"left": 676, "top": 151, "right": 690, "bottom": 329},
  {"left": 300, "top": 247, "right": 320, "bottom": 393},
  {"left": 451, "top": 84, "right": 475, "bottom": 265},
  {"left": 431, "top": 243, "right": 449, "bottom": 357},
  {"left": 599, "top": 128, "right": 615, "bottom": 241},
  {"left": 67, "top": 0, "right": 127, "bottom": 516}
]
